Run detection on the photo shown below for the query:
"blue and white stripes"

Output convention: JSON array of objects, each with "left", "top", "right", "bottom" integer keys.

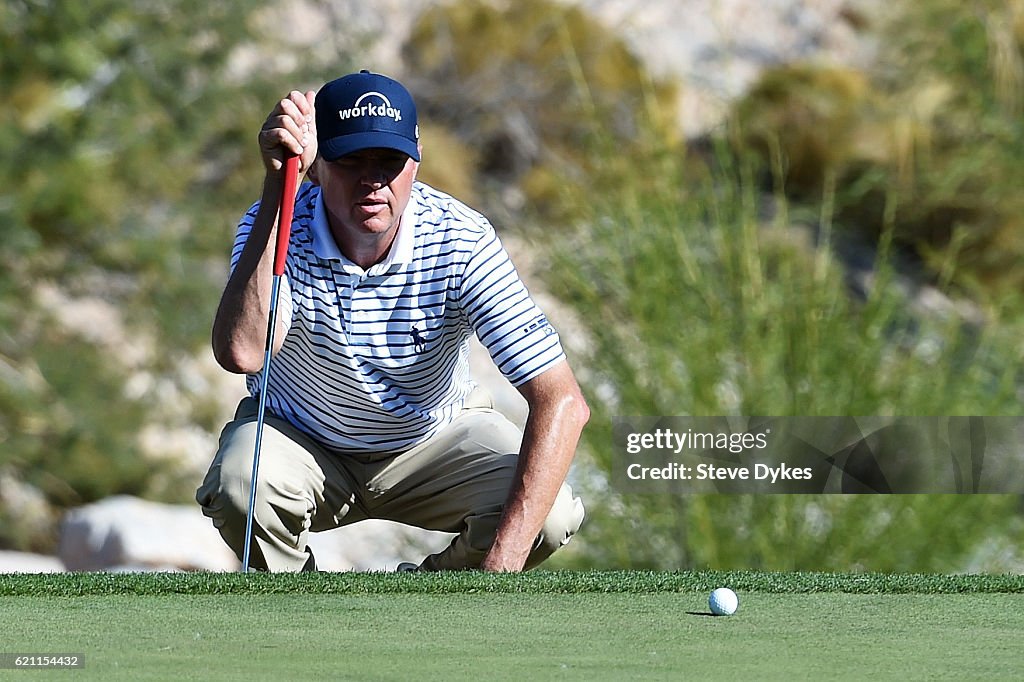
[{"left": 229, "top": 181, "right": 564, "bottom": 454}]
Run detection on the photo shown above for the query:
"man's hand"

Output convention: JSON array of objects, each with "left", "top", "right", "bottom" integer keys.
[{"left": 259, "top": 90, "right": 317, "bottom": 176}]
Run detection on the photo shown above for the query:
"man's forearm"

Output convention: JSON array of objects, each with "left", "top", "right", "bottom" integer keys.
[
  {"left": 211, "top": 175, "right": 286, "bottom": 374},
  {"left": 481, "top": 362, "right": 589, "bottom": 571}
]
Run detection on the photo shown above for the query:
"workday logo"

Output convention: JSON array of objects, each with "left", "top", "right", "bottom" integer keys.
[
  {"left": 315, "top": 71, "right": 421, "bottom": 161},
  {"left": 338, "top": 92, "right": 403, "bottom": 123}
]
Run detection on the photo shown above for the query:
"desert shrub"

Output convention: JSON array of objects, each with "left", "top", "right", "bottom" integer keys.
[
  {"left": 731, "top": 0, "right": 1024, "bottom": 299},
  {"left": 403, "top": 0, "right": 679, "bottom": 221},
  {"left": 415, "top": 120, "right": 482, "bottom": 207}
]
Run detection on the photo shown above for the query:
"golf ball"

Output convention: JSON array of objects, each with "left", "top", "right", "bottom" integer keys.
[{"left": 709, "top": 587, "right": 739, "bottom": 616}]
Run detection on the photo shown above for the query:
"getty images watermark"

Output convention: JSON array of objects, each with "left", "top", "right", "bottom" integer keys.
[
  {"left": 613, "top": 416, "right": 1024, "bottom": 494},
  {"left": 624, "top": 425, "right": 813, "bottom": 484}
]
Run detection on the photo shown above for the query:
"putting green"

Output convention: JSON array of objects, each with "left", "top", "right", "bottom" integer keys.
[{"left": 1, "top": 571, "right": 1021, "bottom": 680}]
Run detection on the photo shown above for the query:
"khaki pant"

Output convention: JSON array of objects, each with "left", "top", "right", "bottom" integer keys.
[{"left": 196, "top": 393, "right": 585, "bottom": 572}]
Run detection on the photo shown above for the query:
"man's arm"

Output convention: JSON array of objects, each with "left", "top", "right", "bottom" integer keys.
[
  {"left": 212, "top": 176, "right": 288, "bottom": 373},
  {"left": 212, "top": 90, "right": 316, "bottom": 374},
  {"left": 480, "top": 359, "right": 590, "bottom": 572}
]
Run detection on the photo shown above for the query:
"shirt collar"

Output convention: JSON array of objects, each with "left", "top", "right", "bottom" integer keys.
[{"left": 310, "top": 186, "right": 417, "bottom": 275}]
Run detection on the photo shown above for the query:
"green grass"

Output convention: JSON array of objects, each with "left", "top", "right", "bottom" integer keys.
[
  {"left": 1, "top": 571, "right": 1021, "bottom": 681},
  {"left": 2, "top": 569, "right": 1023, "bottom": 595}
]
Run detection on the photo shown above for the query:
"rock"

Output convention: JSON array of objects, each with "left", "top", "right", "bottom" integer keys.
[
  {"left": 57, "top": 495, "right": 453, "bottom": 573},
  {"left": 562, "top": 0, "right": 880, "bottom": 136},
  {"left": 0, "top": 551, "right": 64, "bottom": 573},
  {"left": 58, "top": 495, "right": 238, "bottom": 572}
]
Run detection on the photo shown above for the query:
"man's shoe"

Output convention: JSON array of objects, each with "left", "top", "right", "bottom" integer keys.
[{"left": 396, "top": 562, "right": 419, "bottom": 572}]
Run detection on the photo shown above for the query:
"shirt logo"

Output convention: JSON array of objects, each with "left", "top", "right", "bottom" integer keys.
[
  {"left": 411, "top": 325, "right": 427, "bottom": 353},
  {"left": 338, "top": 92, "right": 403, "bottom": 122},
  {"left": 522, "top": 315, "right": 554, "bottom": 336}
]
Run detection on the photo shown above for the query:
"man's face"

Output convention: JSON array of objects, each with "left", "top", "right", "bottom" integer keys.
[{"left": 315, "top": 148, "right": 418, "bottom": 237}]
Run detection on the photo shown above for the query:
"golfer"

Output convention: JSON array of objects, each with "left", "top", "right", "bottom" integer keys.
[{"left": 197, "top": 71, "right": 589, "bottom": 572}]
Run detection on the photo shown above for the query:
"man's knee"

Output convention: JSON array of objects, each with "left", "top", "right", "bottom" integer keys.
[
  {"left": 197, "top": 421, "right": 260, "bottom": 520},
  {"left": 529, "top": 482, "right": 585, "bottom": 567},
  {"left": 469, "top": 483, "right": 584, "bottom": 567},
  {"left": 196, "top": 420, "right": 319, "bottom": 535}
]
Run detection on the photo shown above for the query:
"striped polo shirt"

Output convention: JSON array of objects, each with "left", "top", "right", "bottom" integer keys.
[{"left": 230, "top": 181, "right": 565, "bottom": 454}]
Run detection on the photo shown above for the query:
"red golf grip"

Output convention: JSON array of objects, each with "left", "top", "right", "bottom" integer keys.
[{"left": 273, "top": 155, "right": 299, "bottom": 276}]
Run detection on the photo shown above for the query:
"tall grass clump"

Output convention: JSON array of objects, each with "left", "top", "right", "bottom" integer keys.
[
  {"left": 546, "top": 137, "right": 1024, "bottom": 571},
  {"left": 541, "top": 63, "right": 1024, "bottom": 570},
  {"left": 554, "top": 142, "right": 1024, "bottom": 420}
]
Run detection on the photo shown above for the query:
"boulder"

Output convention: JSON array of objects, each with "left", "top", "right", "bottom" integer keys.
[
  {"left": 0, "top": 551, "right": 64, "bottom": 573},
  {"left": 57, "top": 495, "right": 453, "bottom": 572},
  {"left": 58, "top": 495, "right": 238, "bottom": 572}
]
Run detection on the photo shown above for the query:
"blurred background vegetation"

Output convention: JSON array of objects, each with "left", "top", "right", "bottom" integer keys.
[
  {"left": 0, "top": 0, "right": 351, "bottom": 550},
  {"left": 2, "top": 0, "right": 1022, "bottom": 572}
]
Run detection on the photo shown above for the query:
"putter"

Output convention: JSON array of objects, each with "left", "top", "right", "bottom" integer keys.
[{"left": 242, "top": 154, "right": 299, "bottom": 573}]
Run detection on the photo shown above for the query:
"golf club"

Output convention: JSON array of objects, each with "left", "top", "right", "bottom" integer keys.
[{"left": 242, "top": 153, "right": 299, "bottom": 573}]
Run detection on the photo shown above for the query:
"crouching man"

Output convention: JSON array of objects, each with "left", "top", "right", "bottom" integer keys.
[{"left": 196, "top": 71, "right": 588, "bottom": 572}]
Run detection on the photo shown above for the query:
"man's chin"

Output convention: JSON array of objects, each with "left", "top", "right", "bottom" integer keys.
[
  {"left": 355, "top": 218, "right": 395, "bottom": 234},
  {"left": 348, "top": 206, "right": 393, "bottom": 230}
]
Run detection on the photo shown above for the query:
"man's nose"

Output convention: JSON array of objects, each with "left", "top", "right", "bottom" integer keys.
[{"left": 359, "top": 164, "right": 387, "bottom": 186}]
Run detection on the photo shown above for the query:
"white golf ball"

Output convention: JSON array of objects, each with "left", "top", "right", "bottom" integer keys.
[{"left": 709, "top": 587, "right": 739, "bottom": 616}]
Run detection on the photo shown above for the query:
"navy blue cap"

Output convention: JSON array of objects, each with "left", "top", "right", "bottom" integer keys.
[{"left": 315, "top": 71, "right": 420, "bottom": 162}]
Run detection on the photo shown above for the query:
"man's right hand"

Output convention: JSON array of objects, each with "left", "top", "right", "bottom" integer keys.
[{"left": 259, "top": 90, "right": 318, "bottom": 176}]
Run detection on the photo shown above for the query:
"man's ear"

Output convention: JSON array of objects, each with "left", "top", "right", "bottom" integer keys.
[
  {"left": 413, "top": 143, "right": 423, "bottom": 178},
  {"left": 306, "top": 156, "right": 321, "bottom": 186}
]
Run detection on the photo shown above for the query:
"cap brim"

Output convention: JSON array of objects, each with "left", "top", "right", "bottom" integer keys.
[{"left": 320, "top": 132, "right": 420, "bottom": 162}]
